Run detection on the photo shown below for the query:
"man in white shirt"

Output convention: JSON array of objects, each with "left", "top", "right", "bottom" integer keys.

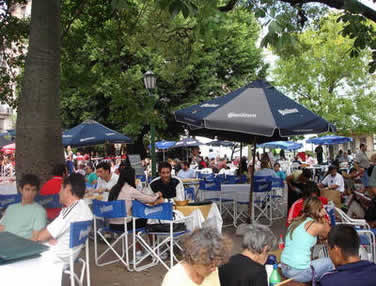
[
  {"left": 36, "top": 173, "right": 93, "bottom": 264},
  {"left": 96, "top": 161, "right": 119, "bottom": 196},
  {"left": 318, "top": 165, "right": 345, "bottom": 193},
  {"left": 177, "top": 161, "right": 196, "bottom": 179}
]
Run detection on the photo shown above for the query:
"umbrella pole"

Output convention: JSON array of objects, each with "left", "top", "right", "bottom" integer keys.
[
  {"left": 163, "top": 150, "right": 165, "bottom": 161},
  {"left": 248, "top": 137, "right": 257, "bottom": 224},
  {"left": 240, "top": 142, "right": 243, "bottom": 158}
]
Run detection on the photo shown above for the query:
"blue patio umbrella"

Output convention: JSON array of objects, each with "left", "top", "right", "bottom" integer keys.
[
  {"left": 306, "top": 135, "right": 352, "bottom": 145},
  {"left": 175, "top": 80, "right": 335, "bottom": 143},
  {"left": 148, "top": 140, "right": 176, "bottom": 160},
  {"left": 258, "top": 141, "right": 303, "bottom": 150},
  {"left": 62, "top": 120, "right": 132, "bottom": 147},
  {"left": 154, "top": 141, "right": 176, "bottom": 150}
]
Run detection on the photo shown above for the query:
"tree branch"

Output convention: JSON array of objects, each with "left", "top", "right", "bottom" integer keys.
[
  {"left": 218, "top": 0, "right": 240, "bottom": 12},
  {"left": 279, "top": 0, "right": 376, "bottom": 22}
]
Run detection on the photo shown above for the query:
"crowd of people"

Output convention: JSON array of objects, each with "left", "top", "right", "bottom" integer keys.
[{"left": 1, "top": 142, "right": 376, "bottom": 286}]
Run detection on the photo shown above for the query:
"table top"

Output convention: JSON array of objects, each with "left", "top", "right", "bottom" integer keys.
[{"left": 0, "top": 255, "right": 63, "bottom": 286}]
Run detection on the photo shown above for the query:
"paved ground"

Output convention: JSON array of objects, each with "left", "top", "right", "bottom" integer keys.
[{"left": 63, "top": 218, "right": 287, "bottom": 286}]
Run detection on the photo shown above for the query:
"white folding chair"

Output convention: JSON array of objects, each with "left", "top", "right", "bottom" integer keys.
[
  {"left": 132, "top": 200, "right": 193, "bottom": 271},
  {"left": 334, "top": 206, "right": 376, "bottom": 262},
  {"left": 251, "top": 176, "right": 272, "bottom": 225},
  {"left": 92, "top": 199, "right": 140, "bottom": 271},
  {"left": 270, "top": 178, "right": 286, "bottom": 220},
  {"left": 64, "top": 220, "right": 92, "bottom": 286}
]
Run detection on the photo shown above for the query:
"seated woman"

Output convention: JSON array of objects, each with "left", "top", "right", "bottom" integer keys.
[
  {"left": 162, "top": 227, "right": 231, "bottom": 286},
  {"left": 281, "top": 197, "right": 333, "bottom": 283},
  {"left": 273, "top": 162, "right": 286, "bottom": 180},
  {"left": 219, "top": 224, "right": 276, "bottom": 286},
  {"left": 254, "top": 160, "right": 279, "bottom": 178},
  {"left": 108, "top": 166, "right": 162, "bottom": 231}
]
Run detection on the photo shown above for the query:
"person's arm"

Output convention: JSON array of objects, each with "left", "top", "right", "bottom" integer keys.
[
  {"left": 131, "top": 187, "right": 160, "bottom": 204},
  {"left": 35, "top": 228, "right": 54, "bottom": 242},
  {"left": 286, "top": 175, "right": 296, "bottom": 191},
  {"left": 31, "top": 207, "right": 47, "bottom": 241},
  {"left": 0, "top": 225, "right": 4, "bottom": 232},
  {"left": 318, "top": 175, "right": 329, "bottom": 188}
]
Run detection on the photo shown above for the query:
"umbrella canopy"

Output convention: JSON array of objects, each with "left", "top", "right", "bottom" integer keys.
[
  {"left": 172, "top": 137, "right": 202, "bottom": 148},
  {"left": 62, "top": 120, "right": 132, "bottom": 147},
  {"left": 306, "top": 135, "right": 352, "bottom": 145},
  {"left": 206, "top": 140, "right": 236, "bottom": 147},
  {"left": 175, "top": 80, "right": 335, "bottom": 143},
  {"left": 1, "top": 143, "right": 15, "bottom": 154},
  {"left": 149, "top": 141, "right": 176, "bottom": 150},
  {"left": 257, "top": 141, "right": 303, "bottom": 150}
]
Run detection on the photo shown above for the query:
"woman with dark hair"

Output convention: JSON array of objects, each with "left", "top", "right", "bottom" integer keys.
[{"left": 108, "top": 167, "right": 162, "bottom": 231}]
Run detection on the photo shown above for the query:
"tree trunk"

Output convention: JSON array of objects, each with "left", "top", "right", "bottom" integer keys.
[{"left": 16, "top": 0, "right": 64, "bottom": 185}]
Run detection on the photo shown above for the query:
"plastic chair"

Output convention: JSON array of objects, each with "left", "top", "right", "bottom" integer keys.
[
  {"left": 131, "top": 201, "right": 192, "bottom": 271},
  {"left": 92, "top": 200, "right": 139, "bottom": 271},
  {"left": 199, "top": 178, "right": 232, "bottom": 215},
  {"left": 64, "top": 220, "right": 93, "bottom": 286}
]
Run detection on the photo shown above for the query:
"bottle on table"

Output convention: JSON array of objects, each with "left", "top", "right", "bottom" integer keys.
[
  {"left": 269, "top": 264, "right": 281, "bottom": 286},
  {"left": 278, "top": 234, "right": 285, "bottom": 249}
]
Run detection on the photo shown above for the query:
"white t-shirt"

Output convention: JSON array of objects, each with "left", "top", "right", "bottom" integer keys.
[
  {"left": 321, "top": 173, "right": 345, "bottom": 193},
  {"left": 96, "top": 173, "right": 119, "bottom": 192},
  {"left": 45, "top": 199, "right": 93, "bottom": 264}
]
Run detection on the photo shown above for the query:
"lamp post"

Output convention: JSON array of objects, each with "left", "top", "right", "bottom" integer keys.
[{"left": 144, "top": 71, "right": 157, "bottom": 178}]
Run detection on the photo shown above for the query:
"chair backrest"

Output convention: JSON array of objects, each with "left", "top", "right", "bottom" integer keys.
[
  {"left": 132, "top": 200, "right": 173, "bottom": 220},
  {"left": 271, "top": 177, "right": 284, "bottom": 188},
  {"left": 69, "top": 220, "right": 93, "bottom": 248},
  {"left": 35, "top": 194, "right": 62, "bottom": 209},
  {"left": 199, "top": 178, "right": 221, "bottom": 191},
  {"left": 184, "top": 187, "right": 195, "bottom": 201},
  {"left": 92, "top": 199, "right": 127, "bottom": 218},
  {"left": 0, "top": 193, "right": 21, "bottom": 209},
  {"left": 253, "top": 176, "right": 272, "bottom": 193},
  {"left": 136, "top": 175, "right": 146, "bottom": 182}
]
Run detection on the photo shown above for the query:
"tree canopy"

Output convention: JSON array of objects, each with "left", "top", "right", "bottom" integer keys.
[
  {"left": 60, "top": 0, "right": 264, "bottom": 148},
  {"left": 272, "top": 14, "right": 376, "bottom": 135}
]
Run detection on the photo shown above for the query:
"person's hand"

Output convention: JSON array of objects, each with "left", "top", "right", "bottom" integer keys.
[
  {"left": 48, "top": 239, "right": 58, "bottom": 246},
  {"left": 155, "top": 192, "right": 163, "bottom": 199}
]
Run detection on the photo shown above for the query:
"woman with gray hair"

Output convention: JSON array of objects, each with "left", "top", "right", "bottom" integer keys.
[
  {"left": 162, "top": 227, "right": 231, "bottom": 286},
  {"left": 219, "top": 224, "right": 277, "bottom": 286}
]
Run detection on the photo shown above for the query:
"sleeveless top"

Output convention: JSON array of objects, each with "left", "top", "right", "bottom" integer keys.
[{"left": 281, "top": 217, "right": 317, "bottom": 269}]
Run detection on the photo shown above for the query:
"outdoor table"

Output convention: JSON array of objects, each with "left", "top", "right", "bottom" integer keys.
[
  {"left": 175, "top": 202, "right": 212, "bottom": 219},
  {"left": 0, "top": 254, "right": 64, "bottom": 286}
]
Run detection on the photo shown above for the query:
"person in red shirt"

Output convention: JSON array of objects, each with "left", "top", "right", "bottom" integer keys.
[
  {"left": 39, "top": 164, "right": 68, "bottom": 220},
  {"left": 287, "top": 181, "right": 328, "bottom": 226}
]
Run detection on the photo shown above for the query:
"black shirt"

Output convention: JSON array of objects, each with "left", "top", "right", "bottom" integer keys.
[
  {"left": 149, "top": 177, "right": 181, "bottom": 199},
  {"left": 219, "top": 254, "right": 267, "bottom": 286}
]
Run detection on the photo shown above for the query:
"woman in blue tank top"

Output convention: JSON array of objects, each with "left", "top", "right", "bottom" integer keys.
[{"left": 281, "top": 197, "right": 334, "bottom": 282}]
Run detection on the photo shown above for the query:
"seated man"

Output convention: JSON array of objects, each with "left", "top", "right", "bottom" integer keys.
[
  {"left": 96, "top": 161, "right": 119, "bottom": 198},
  {"left": 319, "top": 225, "right": 376, "bottom": 286},
  {"left": 148, "top": 162, "right": 185, "bottom": 202},
  {"left": 177, "top": 161, "right": 195, "bottom": 179},
  {"left": 318, "top": 165, "right": 345, "bottom": 193},
  {"left": 40, "top": 163, "right": 68, "bottom": 220},
  {"left": 0, "top": 174, "right": 46, "bottom": 239},
  {"left": 36, "top": 173, "right": 93, "bottom": 264},
  {"left": 287, "top": 181, "right": 328, "bottom": 226}
]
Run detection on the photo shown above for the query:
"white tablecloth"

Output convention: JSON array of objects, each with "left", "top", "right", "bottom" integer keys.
[
  {"left": 0, "top": 256, "right": 63, "bottom": 286},
  {"left": 0, "top": 182, "right": 17, "bottom": 195}
]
